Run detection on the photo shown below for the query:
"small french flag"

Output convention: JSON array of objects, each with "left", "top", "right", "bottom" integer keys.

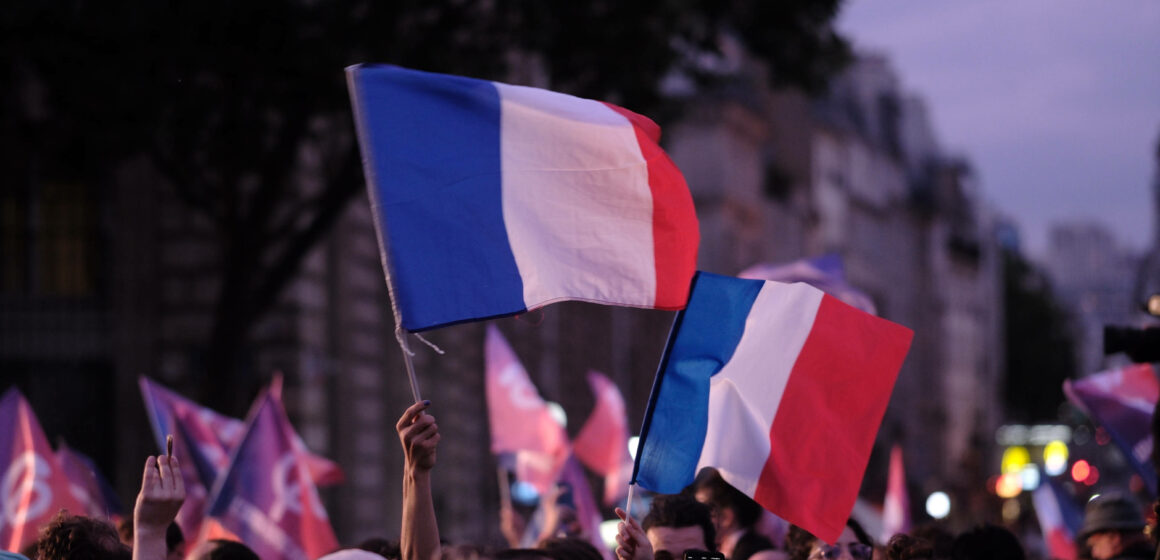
[
  {"left": 633, "top": 272, "right": 913, "bottom": 543},
  {"left": 347, "top": 65, "right": 699, "bottom": 332}
]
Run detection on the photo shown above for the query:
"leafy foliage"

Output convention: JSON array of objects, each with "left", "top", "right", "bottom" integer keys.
[{"left": 1002, "top": 249, "right": 1078, "bottom": 422}]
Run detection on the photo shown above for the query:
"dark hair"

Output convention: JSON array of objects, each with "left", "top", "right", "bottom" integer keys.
[
  {"left": 494, "top": 549, "right": 552, "bottom": 560},
  {"left": 642, "top": 494, "right": 717, "bottom": 552},
  {"left": 38, "top": 511, "right": 131, "bottom": 560},
  {"left": 786, "top": 519, "right": 873, "bottom": 560},
  {"left": 200, "top": 539, "right": 261, "bottom": 560},
  {"left": 910, "top": 523, "right": 954, "bottom": 559},
  {"left": 537, "top": 537, "right": 604, "bottom": 560},
  {"left": 166, "top": 522, "right": 185, "bottom": 554},
  {"left": 885, "top": 534, "right": 933, "bottom": 560},
  {"left": 950, "top": 524, "right": 1025, "bottom": 560},
  {"left": 693, "top": 468, "right": 765, "bottom": 529},
  {"left": 359, "top": 537, "right": 401, "bottom": 559},
  {"left": 441, "top": 543, "right": 489, "bottom": 560}
]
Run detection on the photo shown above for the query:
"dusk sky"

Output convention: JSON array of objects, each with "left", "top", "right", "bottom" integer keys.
[{"left": 837, "top": 1, "right": 1160, "bottom": 259}]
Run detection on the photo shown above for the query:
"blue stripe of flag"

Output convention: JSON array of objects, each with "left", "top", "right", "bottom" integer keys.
[
  {"left": 632, "top": 272, "right": 763, "bottom": 492},
  {"left": 350, "top": 65, "right": 525, "bottom": 331}
]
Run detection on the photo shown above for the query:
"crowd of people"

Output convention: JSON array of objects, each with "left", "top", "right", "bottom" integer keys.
[{"left": 10, "top": 402, "right": 1157, "bottom": 560}]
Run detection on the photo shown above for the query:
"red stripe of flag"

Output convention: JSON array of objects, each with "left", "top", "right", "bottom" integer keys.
[
  {"left": 602, "top": 102, "right": 699, "bottom": 309},
  {"left": 754, "top": 295, "right": 912, "bottom": 542}
]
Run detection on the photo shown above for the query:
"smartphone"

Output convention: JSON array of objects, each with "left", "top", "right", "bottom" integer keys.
[{"left": 683, "top": 550, "right": 724, "bottom": 560}]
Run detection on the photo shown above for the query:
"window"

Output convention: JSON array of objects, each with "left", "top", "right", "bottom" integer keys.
[{"left": 0, "top": 183, "right": 99, "bottom": 297}]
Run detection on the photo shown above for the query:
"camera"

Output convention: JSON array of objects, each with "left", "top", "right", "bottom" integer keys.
[
  {"left": 1103, "top": 325, "right": 1160, "bottom": 363},
  {"left": 682, "top": 550, "right": 725, "bottom": 560}
]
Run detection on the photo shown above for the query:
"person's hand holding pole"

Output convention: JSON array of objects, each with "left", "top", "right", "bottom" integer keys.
[
  {"left": 398, "top": 401, "right": 441, "bottom": 560},
  {"left": 614, "top": 507, "right": 652, "bottom": 560}
]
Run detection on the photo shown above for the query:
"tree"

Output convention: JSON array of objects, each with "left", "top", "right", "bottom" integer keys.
[
  {"left": 1002, "top": 248, "right": 1078, "bottom": 422},
  {"left": 3, "top": 0, "right": 850, "bottom": 415}
]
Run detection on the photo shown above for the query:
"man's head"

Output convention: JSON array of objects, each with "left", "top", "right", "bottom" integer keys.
[
  {"left": 1080, "top": 493, "right": 1147, "bottom": 560},
  {"left": 115, "top": 516, "right": 184, "bottom": 559},
  {"left": 950, "top": 524, "right": 1025, "bottom": 560},
  {"left": 642, "top": 494, "right": 717, "bottom": 556},
  {"left": 693, "top": 468, "right": 764, "bottom": 539},
  {"left": 188, "top": 539, "right": 261, "bottom": 560},
  {"left": 37, "top": 511, "right": 131, "bottom": 560}
]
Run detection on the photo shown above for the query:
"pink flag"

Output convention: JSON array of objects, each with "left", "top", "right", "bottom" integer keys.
[
  {"left": 203, "top": 392, "right": 339, "bottom": 560},
  {"left": 880, "top": 445, "right": 910, "bottom": 542},
  {"left": 0, "top": 389, "right": 84, "bottom": 552},
  {"left": 485, "top": 325, "right": 570, "bottom": 493},
  {"left": 142, "top": 377, "right": 342, "bottom": 484},
  {"left": 139, "top": 377, "right": 344, "bottom": 538},
  {"left": 573, "top": 371, "right": 634, "bottom": 505},
  {"left": 57, "top": 441, "right": 122, "bottom": 521},
  {"left": 270, "top": 374, "right": 345, "bottom": 486}
]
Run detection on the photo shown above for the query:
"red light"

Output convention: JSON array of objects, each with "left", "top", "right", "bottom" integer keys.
[
  {"left": 1095, "top": 427, "right": 1111, "bottom": 446},
  {"left": 1131, "top": 475, "right": 1146, "bottom": 493},
  {"left": 986, "top": 475, "right": 999, "bottom": 495},
  {"left": 1084, "top": 465, "right": 1100, "bottom": 486},
  {"left": 1071, "top": 460, "right": 1091, "bottom": 483}
]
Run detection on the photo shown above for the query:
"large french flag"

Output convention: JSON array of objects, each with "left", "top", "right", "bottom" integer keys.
[
  {"left": 633, "top": 272, "right": 913, "bottom": 543},
  {"left": 347, "top": 65, "right": 699, "bottom": 332}
]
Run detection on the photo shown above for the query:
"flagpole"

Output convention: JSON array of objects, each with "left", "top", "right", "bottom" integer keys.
[
  {"left": 347, "top": 67, "right": 425, "bottom": 404},
  {"left": 497, "top": 466, "right": 512, "bottom": 511},
  {"left": 624, "top": 483, "right": 636, "bottom": 520},
  {"left": 397, "top": 328, "right": 423, "bottom": 403}
]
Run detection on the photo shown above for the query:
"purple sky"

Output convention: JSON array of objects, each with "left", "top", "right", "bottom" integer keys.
[{"left": 837, "top": 1, "right": 1160, "bottom": 258}]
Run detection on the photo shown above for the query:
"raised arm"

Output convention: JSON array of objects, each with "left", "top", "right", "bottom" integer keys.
[
  {"left": 397, "top": 400, "right": 441, "bottom": 560},
  {"left": 614, "top": 507, "right": 653, "bottom": 560},
  {"left": 133, "top": 453, "right": 186, "bottom": 560}
]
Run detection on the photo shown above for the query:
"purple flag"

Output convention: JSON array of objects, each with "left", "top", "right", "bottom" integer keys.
[
  {"left": 1063, "top": 364, "right": 1158, "bottom": 495},
  {"left": 204, "top": 392, "right": 339, "bottom": 560},
  {"left": 739, "top": 254, "right": 877, "bottom": 314}
]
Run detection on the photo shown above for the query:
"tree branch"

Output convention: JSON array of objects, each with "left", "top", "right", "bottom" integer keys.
[{"left": 247, "top": 147, "right": 363, "bottom": 321}]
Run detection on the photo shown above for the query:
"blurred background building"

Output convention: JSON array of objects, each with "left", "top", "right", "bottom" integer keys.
[{"left": 1044, "top": 222, "right": 1141, "bottom": 375}]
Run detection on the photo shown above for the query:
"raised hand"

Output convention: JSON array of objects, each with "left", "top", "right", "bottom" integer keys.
[
  {"left": 136, "top": 455, "right": 185, "bottom": 531},
  {"left": 614, "top": 507, "right": 652, "bottom": 560},
  {"left": 397, "top": 401, "right": 441, "bottom": 560},
  {"left": 134, "top": 447, "right": 186, "bottom": 560},
  {"left": 397, "top": 400, "right": 440, "bottom": 472}
]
